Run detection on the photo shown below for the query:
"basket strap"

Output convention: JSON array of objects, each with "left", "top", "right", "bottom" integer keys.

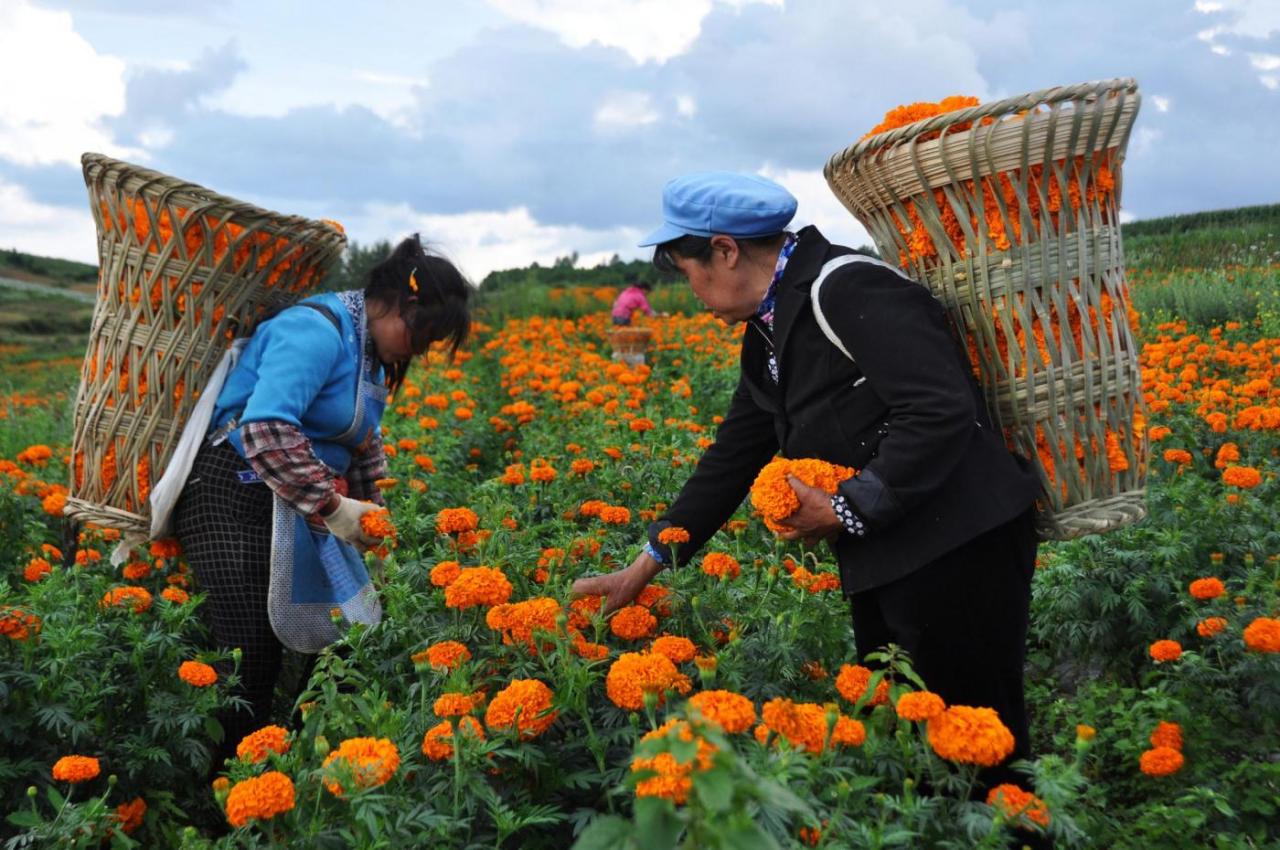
[{"left": 810, "top": 254, "right": 918, "bottom": 365}]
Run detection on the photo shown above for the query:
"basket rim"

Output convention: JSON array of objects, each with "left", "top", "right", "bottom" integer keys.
[
  {"left": 824, "top": 77, "right": 1138, "bottom": 178},
  {"left": 81, "top": 152, "right": 345, "bottom": 235}
]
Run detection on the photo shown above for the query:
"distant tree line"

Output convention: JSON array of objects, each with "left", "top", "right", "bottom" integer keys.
[{"left": 1121, "top": 203, "right": 1280, "bottom": 238}]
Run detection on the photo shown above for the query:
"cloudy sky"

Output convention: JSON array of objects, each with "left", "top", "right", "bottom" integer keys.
[{"left": 1, "top": 0, "right": 1277, "bottom": 281}]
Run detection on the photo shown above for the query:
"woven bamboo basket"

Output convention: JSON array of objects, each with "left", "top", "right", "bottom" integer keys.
[
  {"left": 824, "top": 78, "right": 1147, "bottom": 540},
  {"left": 67, "top": 153, "right": 347, "bottom": 533}
]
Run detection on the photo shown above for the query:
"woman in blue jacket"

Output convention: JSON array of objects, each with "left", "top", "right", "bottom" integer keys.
[{"left": 175, "top": 235, "right": 469, "bottom": 766}]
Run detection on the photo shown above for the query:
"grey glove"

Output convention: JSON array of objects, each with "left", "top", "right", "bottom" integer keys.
[{"left": 320, "top": 496, "right": 381, "bottom": 549}]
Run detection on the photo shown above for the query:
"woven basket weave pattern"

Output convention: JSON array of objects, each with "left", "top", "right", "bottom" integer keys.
[
  {"left": 68, "top": 154, "right": 347, "bottom": 533},
  {"left": 824, "top": 79, "right": 1147, "bottom": 540}
]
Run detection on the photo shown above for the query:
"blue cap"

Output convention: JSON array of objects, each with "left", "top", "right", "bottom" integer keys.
[{"left": 638, "top": 171, "right": 798, "bottom": 247}]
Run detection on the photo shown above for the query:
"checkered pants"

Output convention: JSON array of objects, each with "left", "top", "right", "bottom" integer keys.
[{"left": 174, "top": 439, "right": 285, "bottom": 765}]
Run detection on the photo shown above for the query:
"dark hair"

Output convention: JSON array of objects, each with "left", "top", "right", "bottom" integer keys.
[
  {"left": 652, "top": 232, "right": 788, "bottom": 275},
  {"left": 365, "top": 233, "right": 471, "bottom": 393},
  {"left": 634, "top": 280, "right": 653, "bottom": 291}
]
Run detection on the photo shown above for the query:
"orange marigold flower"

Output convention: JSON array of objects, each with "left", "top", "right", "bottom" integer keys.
[
  {"left": 484, "top": 679, "right": 557, "bottom": 740},
  {"left": 1076, "top": 724, "right": 1097, "bottom": 742},
  {"left": 100, "top": 586, "right": 152, "bottom": 614},
  {"left": 700, "top": 552, "right": 741, "bottom": 580},
  {"left": 434, "top": 691, "right": 484, "bottom": 717},
  {"left": 1139, "top": 746, "right": 1184, "bottom": 777},
  {"left": 688, "top": 690, "right": 757, "bottom": 734},
  {"left": 650, "top": 635, "right": 697, "bottom": 664},
  {"left": 421, "top": 716, "right": 485, "bottom": 760},
  {"left": 0, "top": 607, "right": 41, "bottom": 641},
  {"left": 121, "top": 560, "right": 151, "bottom": 581},
  {"left": 610, "top": 605, "right": 657, "bottom": 641},
  {"left": 529, "top": 460, "right": 557, "bottom": 483},
  {"left": 657, "top": 526, "right": 690, "bottom": 545},
  {"left": 225, "top": 771, "right": 296, "bottom": 827},
  {"left": 444, "top": 567, "right": 513, "bottom": 609},
  {"left": 631, "top": 720, "right": 717, "bottom": 805},
  {"left": 830, "top": 714, "right": 867, "bottom": 748},
  {"left": 1189, "top": 577, "right": 1225, "bottom": 600},
  {"left": 429, "top": 560, "right": 462, "bottom": 587},
  {"left": 835, "top": 664, "right": 890, "bottom": 707},
  {"left": 986, "top": 784, "right": 1050, "bottom": 828},
  {"left": 1162, "top": 449, "right": 1193, "bottom": 466},
  {"left": 24, "top": 557, "right": 51, "bottom": 582},
  {"left": 52, "top": 755, "right": 100, "bottom": 783},
  {"left": 161, "top": 587, "right": 190, "bottom": 604},
  {"left": 1149, "top": 721, "right": 1183, "bottom": 751},
  {"left": 179, "top": 660, "right": 217, "bottom": 687},
  {"left": 755, "top": 698, "right": 829, "bottom": 754},
  {"left": 360, "top": 508, "right": 397, "bottom": 541},
  {"left": 1243, "top": 617, "right": 1280, "bottom": 653},
  {"left": 322, "top": 737, "right": 400, "bottom": 796},
  {"left": 629, "top": 417, "right": 655, "bottom": 433},
  {"left": 1213, "top": 442, "right": 1240, "bottom": 469},
  {"left": 606, "top": 652, "right": 692, "bottom": 711},
  {"left": 485, "top": 597, "right": 563, "bottom": 650},
  {"left": 570, "top": 459, "right": 595, "bottom": 476},
  {"left": 750, "top": 457, "right": 856, "bottom": 533},
  {"left": 599, "top": 505, "right": 632, "bottom": 525},
  {"left": 1149, "top": 639, "right": 1182, "bottom": 663},
  {"left": 895, "top": 690, "right": 946, "bottom": 722},
  {"left": 1197, "top": 616, "right": 1228, "bottom": 638},
  {"left": 435, "top": 507, "right": 479, "bottom": 534},
  {"left": 927, "top": 706, "right": 1015, "bottom": 767},
  {"left": 1221, "top": 465, "right": 1262, "bottom": 489},
  {"left": 150, "top": 538, "right": 181, "bottom": 558},
  {"left": 237, "top": 725, "right": 290, "bottom": 763},
  {"left": 114, "top": 796, "right": 146, "bottom": 835},
  {"left": 418, "top": 640, "right": 471, "bottom": 670},
  {"left": 42, "top": 490, "right": 67, "bottom": 516}
]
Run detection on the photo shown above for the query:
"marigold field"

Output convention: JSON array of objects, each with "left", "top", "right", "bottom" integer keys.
[{"left": 1, "top": 211, "right": 1278, "bottom": 849}]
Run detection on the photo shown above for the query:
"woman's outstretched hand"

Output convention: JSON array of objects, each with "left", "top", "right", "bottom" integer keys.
[{"left": 571, "top": 551, "right": 665, "bottom": 614}]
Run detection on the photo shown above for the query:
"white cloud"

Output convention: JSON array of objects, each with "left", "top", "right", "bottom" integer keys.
[
  {"left": 754, "top": 165, "right": 875, "bottom": 252},
  {"left": 0, "top": 1, "right": 141, "bottom": 166},
  {"left": 1152, "top": 95, "right": 1172, "bottom": 111},
  {"left": 593, "top": 91, "right": 661, "bottom": 131},
  {"left": 1193, "top": 0, "right": 1280, "bottom": 38},
  {"left": 0, "top": 179, "right": 98, "bottom": 262},
  {"left": 484, "top": 0, "right": 778, "bottom": 63},
  {"left": 1195, "top": 0, "right": 1280, "bottom": 82},
  {"left": 675, "top": 95, "right": 698, "bottom": 118},
  {"left": 346, "top": 202, "right": 646, "bottom": 282}
]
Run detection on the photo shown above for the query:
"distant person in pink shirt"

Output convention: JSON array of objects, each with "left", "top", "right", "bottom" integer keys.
[{"left": 611, "top": 281, "right": 655, "bottom": 325}]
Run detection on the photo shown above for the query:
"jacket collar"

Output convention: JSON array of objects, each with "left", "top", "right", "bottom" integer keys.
[{"left": 770, "top": 225, "right": 833, "bottom": 380}]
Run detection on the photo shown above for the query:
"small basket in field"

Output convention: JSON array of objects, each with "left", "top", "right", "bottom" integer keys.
[
  {"left": 67, "top": 153, "right": 347, "bottom": 534},
  {"left": 608, "top": 326, "right": 654, "bottom": 366},
  {"left": 824, "top": 79, "right": 1147, "bottom": 540}
]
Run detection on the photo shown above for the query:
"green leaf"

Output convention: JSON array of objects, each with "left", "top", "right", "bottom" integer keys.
[
  {"left": 716, "top": 821, "right": 780, "bottom": 850},
  {"left": 6, "top": 810, "right": 42, "bottom": 828},
  {"left": 634, "top": 797, "right": 684, "bottom": 850},
  {"left": 571, "top": 814, "right": 634, "bottom": 850},
  {"left": 693, "top": 767, "right": 734, "bottom": 813}
]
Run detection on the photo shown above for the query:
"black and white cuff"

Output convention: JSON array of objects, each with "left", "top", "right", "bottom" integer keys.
[{"left": 830, "top": 494, "right": 868, "bottom": 537}]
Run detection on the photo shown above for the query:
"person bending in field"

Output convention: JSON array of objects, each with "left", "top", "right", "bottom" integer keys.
[{"left": 573, "top": 171, "right": 1041, "bottom": 797}]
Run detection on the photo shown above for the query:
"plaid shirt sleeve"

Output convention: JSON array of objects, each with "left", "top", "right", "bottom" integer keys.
[
  {"left": 345, "top": 428, "right": 388, "bottom": 506},
  {"left": 240, "top": 421, "right": 337, "bottom": 517}
]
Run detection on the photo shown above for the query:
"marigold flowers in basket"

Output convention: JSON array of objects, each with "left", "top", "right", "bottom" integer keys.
[{"left": 749, "top": 457, "right": 857, "bottom": 534}]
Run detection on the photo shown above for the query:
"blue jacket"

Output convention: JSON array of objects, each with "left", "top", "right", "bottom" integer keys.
[{"left": 211, "top": 292, "right": 377, "bottom": 474}]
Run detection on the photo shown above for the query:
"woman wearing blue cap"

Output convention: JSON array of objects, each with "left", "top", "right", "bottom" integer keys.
[{"left": 573, "top": 171, "right": 1041, "bottom": 790}]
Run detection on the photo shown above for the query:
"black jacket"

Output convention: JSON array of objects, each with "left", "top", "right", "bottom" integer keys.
[{"left": 647, "top": 226, "right": 1039, "bottom": 594}]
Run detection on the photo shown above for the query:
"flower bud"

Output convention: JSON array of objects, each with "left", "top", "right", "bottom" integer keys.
[{"left": 314, "top": 735, "right": 330, "bottom": 758}]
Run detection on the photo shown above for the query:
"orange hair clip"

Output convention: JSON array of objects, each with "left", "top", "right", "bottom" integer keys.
[{"left": 408, "top": 268, "right": 419, "bottom": 293}]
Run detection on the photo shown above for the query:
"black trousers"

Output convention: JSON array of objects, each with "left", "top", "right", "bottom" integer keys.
[
  {"left": 174, "top": 439, "right": 285, "bottom": 769},
  {"left": 849, "top": 507, "right": 1039, "bottom": 787}
]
